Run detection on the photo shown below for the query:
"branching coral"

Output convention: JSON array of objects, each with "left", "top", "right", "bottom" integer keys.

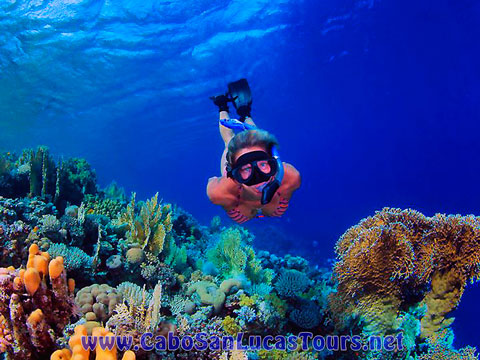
[
  {"left": 332, "top": 207, "right": 480, "bottom": 341},
  {"left": 115, "top": 193, "right": 172, "bottom": 256}
]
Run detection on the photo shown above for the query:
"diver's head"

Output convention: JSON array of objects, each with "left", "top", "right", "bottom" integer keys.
[{"left": 226, "top": 130, "right": 279, "bottom": 189}]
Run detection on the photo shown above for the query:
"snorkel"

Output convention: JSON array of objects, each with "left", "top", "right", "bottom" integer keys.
[
  {"left": 261, "top": 145, "right": 284, "bottom": 205},
  {"left": 221, "top": 118, "right": 284, "bottom": 205}
]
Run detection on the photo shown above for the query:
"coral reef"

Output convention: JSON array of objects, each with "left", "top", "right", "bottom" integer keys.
[{"left": 2, "top": 148, "right": 480, "bottom": 360}]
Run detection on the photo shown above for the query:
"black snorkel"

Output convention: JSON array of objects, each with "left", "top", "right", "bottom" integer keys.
[{"left": 260, "top": 145, "right": 284, "bottom": 205}]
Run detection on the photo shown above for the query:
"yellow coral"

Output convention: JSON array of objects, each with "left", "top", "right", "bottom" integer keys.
[
  {"left": 222, "top": 316, "right": 242, "bottom": 335},
  {"left": 239, "top": 294, "right": 257, "bottom": 307},
  {"left": 116, "top": 193, "right": 171, "bottom": 256}
]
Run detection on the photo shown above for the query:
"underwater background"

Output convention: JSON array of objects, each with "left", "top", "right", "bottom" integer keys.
[{"left": 1, "top": 0, "right": 480, "bottom": 358}]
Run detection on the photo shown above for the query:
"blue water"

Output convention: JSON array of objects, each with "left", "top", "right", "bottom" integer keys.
[{"left": 1, "top": 0, "right": 480, "bottom": 350}]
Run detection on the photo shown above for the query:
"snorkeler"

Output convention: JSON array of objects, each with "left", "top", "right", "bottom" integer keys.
[{"left": 207, "top": 79, "right": 301, "bottom": 224}]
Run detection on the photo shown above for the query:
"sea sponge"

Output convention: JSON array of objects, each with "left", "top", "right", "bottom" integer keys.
[
  {"left": 48, "top": 257, "right": 64, "bottom": 279},
  {"left": 50, "top": 349, "right": 72, "bottom": 360},
  {"left": 24, "top": 268, "right": 41, "bottom": 295},
  {"left": 52, "top": 325, "right": 135, "bottom": 360}
]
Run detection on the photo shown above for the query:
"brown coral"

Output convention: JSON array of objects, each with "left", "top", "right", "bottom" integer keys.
[{"left": 332, "top": 207, "right": 480, "bottom": 338}]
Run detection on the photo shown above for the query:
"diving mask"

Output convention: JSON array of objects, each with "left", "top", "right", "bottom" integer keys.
[{"left": 228, "top": 151, "right": 278, "bottom": 186}]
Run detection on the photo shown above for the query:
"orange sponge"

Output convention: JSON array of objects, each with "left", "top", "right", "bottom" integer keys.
[
  {"left": 29, "top": 243, "right": 39, "bottom": 255},
  {"left": 68, "top": 278, "right": 75, "bottom": 293},
  {"left": 92, "top": 327, "right": 116, "bottom": 360},
  {"left": 27, "top": 309, "right": 43, "bottom": 326},
  {"left": 51, "top": 349, "right": 72, "bottom": 360},
  {"left": 34, "top": 255, "right": 48, "bottom": 278},
  {"left": 49, "top": 257, "right": 64, "bottom": 279},
  {"left": 69, "top": 325, "right": 89, "bottom": 360},
  {"left": 122, "top": 350, "right": 136, "bottom": 360},
  {"left": 24, "top": 268, "right": 41, "bottom": 295}
]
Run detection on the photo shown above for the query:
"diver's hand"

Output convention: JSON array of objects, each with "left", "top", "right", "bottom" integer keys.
[{"left": 210, "top": 94, "right": 232, "bottom": 113}]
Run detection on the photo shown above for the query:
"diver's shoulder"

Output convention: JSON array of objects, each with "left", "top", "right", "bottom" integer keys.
[
  {"left": 282, "top": 162, "right": 301, "bottom": 189},
  {"left": 207, "top": 176, "right": 240, "bottom": 205}
]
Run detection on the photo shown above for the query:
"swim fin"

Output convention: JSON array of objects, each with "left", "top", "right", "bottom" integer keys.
[{"left": 227, "top": 78, "right": 252, "bottom": 121}]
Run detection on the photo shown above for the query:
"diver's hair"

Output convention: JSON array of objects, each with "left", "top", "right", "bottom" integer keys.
[{"left": 226, "top": 129, "right": 279, "bottom": 168}]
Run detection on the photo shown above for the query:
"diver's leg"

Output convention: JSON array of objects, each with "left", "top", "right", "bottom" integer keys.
[
  {"left": 219, "top": 111, "right": 234, "bottom": 175},
  {"left": 219, "top": 115, "right": 258, "bottom": 175}
]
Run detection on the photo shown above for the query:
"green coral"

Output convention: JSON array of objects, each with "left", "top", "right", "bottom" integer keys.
[
  {"left": 115, "top": 193, "right": 172, "bottom": 256},
  {"left": 164, "top": 236, "right": 188, "bottom": 272},
  {"left": 207, "top": 227, "right": 271, "bottom": 283},
  {"left": 83, "top": 194, "right": 125, "bottom": 219}
]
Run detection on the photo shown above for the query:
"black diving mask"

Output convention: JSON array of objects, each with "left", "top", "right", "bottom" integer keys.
[{"left": 228, "top": 151, "right": 278, "bottom": 186}]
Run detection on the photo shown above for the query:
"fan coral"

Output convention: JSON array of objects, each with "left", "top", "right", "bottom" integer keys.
[
  {"left": 115, "top": 193, "right": 172, "bottom": 256},
  {"left": 207, "top": 227, "right": 271, "bottom": 283}
]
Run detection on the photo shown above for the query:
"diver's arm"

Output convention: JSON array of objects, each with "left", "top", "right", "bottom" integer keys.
[
  {"left": 207, "top": 176, "right": 239, "bottom": 207},
  {"left": 268, "top": 163, "right": 301, "bottom": 217},
  {"left": 207, "top": 176, "right": 251, "bottom": 224}
]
